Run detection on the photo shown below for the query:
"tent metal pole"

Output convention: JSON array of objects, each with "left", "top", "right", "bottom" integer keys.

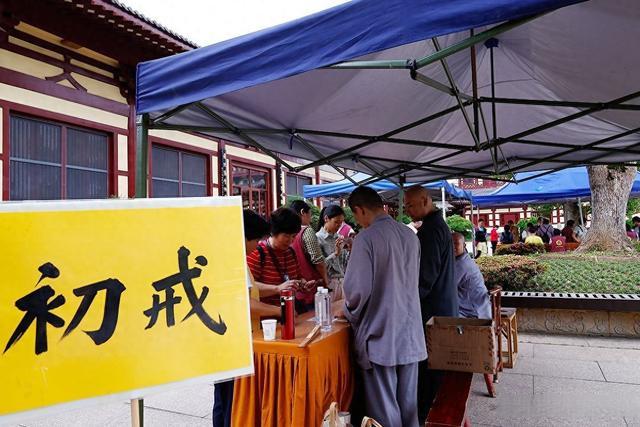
[
  {"left": 410, "top": 70, "right": 474, "bottom": 101},
  {"left": 441, "top": 186, "right": 447, "bottom": 220},
  {"left": 291, "top": 133, "right": 358, "bottom": 185},
  {"left": 327, "top": 59, "right": 412, "bottom": 70},
  {"left": 132, "top": 113, "right": 148, "bottom": 426},
  {"left": 470, "top": 29, "right": 481, "bottom": 141},
  {"left": 194, "top": 103, "right": 295, "bottom": 171},
  {"left": 135, "top": 113, "right": 149, "bottom": 198},
  {"left": 398, "top": 176, "right": 406, "bottom": 223},
  {"left": 149, "top": 102, "right": 196, "bottom": 125},
  {"left": 415, "top": 15, "right": 541, "bottom": 70},
  {"left": 296, "top": 128, "right": 471, "bottom": 151},
  {"left": 328, "top": 15, "right": 539, "bottom": 71},
  {"left": 150, "top": 124, "right": 291, "bottom": 134},
  {"left": 483, "top": 90, "right": 640, "bottom": 151},
  {"left": 512, "top": 139, "right": 640, "bottom": 156},
  {"left": 359, "top": 157, "right": 502, "bottom": 188},
  {"left": 577, "top": 197, "right": 585, "bottom": 227},
  {"left": 503, "top": 125, "right": 640, "bottom": 179},
  {"left": 513, "top": 157, "right": 638, "bottom": 167},
  {"left": 293, "top": 101, "right": 473, "bottom": 172},
  {"left": 359, "top": 158, "right": 400, "bottom": 186},
  {"left": 296, "top": 128, "right": 468, "bottom": 147},
  {"left": 355, "top": 155, "right": 504, "bottom": 178},
  {"left": 480, "top": 97, "right": 640, "bottom": 111},
  {"left": 431, "top": 37, "right": 481, "bottom": 151},
  {"left": 486, "top": 38, "right": 499, "bottom": 171}
]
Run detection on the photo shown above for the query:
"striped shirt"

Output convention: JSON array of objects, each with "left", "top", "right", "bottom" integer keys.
[{"left": 247, "top": 241, "right": 301, "bottom": 305}]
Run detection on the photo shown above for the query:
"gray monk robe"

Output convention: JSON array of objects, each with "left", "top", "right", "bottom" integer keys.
[{"left": 342, "top": 214, "right": 427, "bottom": 427}]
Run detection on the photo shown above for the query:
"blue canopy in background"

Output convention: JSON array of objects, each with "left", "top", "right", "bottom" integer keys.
[
  {"left": 474, "top": 167, "right": 640, "bottom": 207},
  {"left": 303, "top": 172, "right": 473, "bottom": 201}
]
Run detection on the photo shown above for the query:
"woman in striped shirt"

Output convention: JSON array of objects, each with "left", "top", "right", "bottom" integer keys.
[{"left": 246, "top": 207, "right": 302, "bottom": 306}]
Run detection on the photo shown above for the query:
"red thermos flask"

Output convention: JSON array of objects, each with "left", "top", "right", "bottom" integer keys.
[{"left": 280, "top": 289, "right": 295, "bottom": 340}]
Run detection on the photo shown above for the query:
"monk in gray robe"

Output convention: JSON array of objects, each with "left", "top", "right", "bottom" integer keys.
[
  {"left": 336, "top": 186, "right": 426, "bottom": 427},
  {"left": 452, "top": 232, "right": 492, "bottom": 320}
]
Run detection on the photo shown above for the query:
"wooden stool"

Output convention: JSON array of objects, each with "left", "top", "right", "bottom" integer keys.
[
  {"left": 483, "top": 287, "right": 503, "bottom": 398},
  {"left": 500, "top": 307, "right": 518, "bottom": 369}
]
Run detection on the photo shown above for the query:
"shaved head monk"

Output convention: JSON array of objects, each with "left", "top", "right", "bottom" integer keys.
[{"left": 404, "top": 185, "right": 458, "bottom": 423}]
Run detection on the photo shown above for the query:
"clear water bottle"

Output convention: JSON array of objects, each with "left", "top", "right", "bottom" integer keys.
[
  {"left": 314, "top": 287, "right": 325, "bottom": 325},
  {"left": 321, "top": 288, "right": 332, "bottom": 332}
]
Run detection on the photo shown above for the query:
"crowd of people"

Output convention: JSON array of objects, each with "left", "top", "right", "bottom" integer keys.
[
  {"left": 472, "top": 215, "right": 603, "bottom": 255},
  {"left": 213, "top": 185, "right": 498, "bottom": 427},
  {"left": 213, "top": 190, "right": 640, "bottom": 426}
]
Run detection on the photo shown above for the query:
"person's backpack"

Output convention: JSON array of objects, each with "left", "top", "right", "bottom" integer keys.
[
  {"left": 541, "top": 231, "right": 551, "bottom": 244},
  {"left": 538, "top": 224, "right": 552, "bottom": 244}
]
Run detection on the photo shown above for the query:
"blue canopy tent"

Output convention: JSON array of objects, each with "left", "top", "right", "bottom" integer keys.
[
  {"left": 472, "top": 167, "right": 640, "bottom": 227},
  {"left": 303, "top": 172, "right": 473, "bottom": 201},
  {"left": 133, "top": 0, "right": 640, "bottom": 199},
  {"left": 473, "top": 167, "right": 640, "bottom": 207},
  {"left": 303, "top": 172, "right": 473, "bottom": 219}
]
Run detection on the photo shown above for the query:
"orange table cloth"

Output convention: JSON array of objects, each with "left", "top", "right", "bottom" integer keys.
[{"left": 232, "top": 313, "right": 354, "bottom": 427}]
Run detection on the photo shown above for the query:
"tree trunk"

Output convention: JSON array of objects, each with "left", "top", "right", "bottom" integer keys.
[{"left": 577, "top": 165, "right": 638, "bottom": 252}]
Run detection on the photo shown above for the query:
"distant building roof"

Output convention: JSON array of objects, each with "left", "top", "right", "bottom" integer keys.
[
  {"left": 2, "top": 0, "right": 197, "bottom": 66},
  {"left": 107, "top": 0, "right": 198, "bottom": 48}
]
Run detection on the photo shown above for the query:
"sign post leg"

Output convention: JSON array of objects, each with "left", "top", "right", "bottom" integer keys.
[{"left": 131, "top": 398, "right": 144, "bottom": 427}]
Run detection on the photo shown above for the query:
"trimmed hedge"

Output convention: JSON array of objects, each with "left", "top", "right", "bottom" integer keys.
[
  {"left": 476, "top": 255, "right": 546, "bottom": 291},
  {"left": 495, "top": 242, "right": 546, "bottom": 256}
]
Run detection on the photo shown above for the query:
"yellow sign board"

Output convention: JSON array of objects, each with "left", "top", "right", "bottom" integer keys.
[{"left": 0, "top": 198, "right": 252, "bottom": 423}]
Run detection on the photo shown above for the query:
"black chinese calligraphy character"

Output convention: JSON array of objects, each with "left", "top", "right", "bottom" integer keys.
[
  {"left": 62, "top": 278, "right": 126, "bottom": 345},
  {"left": 144, "top": 246, "right": 226, "bottom": 335},
  {"left": 4, "top": 285, "right": 65, "bottom": 355},
  {"left": 36, "top": 262, "right": 60, "bottom": 286}
]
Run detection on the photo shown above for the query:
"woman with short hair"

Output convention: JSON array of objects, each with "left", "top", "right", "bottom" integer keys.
[{"left": 246, "top": 207, "right": 302, "bottom": 307}]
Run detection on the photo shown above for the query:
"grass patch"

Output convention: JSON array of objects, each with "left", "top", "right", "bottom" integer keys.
[{"left": 533, "top": 253, "right": 640, "bottom": 294}]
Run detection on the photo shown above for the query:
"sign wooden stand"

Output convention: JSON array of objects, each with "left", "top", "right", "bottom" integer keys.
[{"left": 131, "top": 398, "right": 144, "bottom": 427}]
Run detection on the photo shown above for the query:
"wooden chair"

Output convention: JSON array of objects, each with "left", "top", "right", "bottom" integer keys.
[
  {"left": 483, "top": 286, "right": 502, "bottom": 397},
  {"left": 500, "top": 307, "right": 519, "bottom": 369}
]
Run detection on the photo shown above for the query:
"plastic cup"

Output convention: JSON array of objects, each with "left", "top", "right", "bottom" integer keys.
[{"left": 261, "top": 319, "right": 277, "bottom": 341}]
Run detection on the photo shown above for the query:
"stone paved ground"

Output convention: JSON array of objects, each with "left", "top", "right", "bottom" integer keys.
[
  {"left": 468, "top": 332, "right": 640, "bottom": 427},
  {"left": 10, "top": 333, "right": 640, "bottom": 426}
]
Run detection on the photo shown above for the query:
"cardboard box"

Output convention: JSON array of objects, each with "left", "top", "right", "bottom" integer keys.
[{"left": 425, "top": 317, "right": 497, "bottom": 374}]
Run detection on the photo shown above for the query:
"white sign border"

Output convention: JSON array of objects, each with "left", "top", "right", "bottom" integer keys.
[{"left": 0, "top": 196, "right": 255, "bottom": 425}]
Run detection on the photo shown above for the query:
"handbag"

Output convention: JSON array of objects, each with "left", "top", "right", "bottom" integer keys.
[
  {"left": 322, "top": 402, "right": 348, "bottom": 427},
  {"left": 360, "top": 416, "right": 384, "bottom": 427}
]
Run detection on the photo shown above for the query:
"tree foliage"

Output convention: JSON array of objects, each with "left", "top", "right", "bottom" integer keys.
[
  {"left": 517, "top": 216, "right": 539, "bottom": 232},
  {"left": 446, "top": 214, "right": 474, "bottom": 239}
]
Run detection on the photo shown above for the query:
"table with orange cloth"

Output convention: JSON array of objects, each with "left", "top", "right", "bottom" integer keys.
[{"left": 231, "top": 312, "right": 354, "bottom": 427}]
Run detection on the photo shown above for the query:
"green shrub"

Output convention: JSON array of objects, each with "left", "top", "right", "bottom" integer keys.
[
  {"left": 446, "top": 214, "right": 473, "bottom": 239},
  {"left": 517, "top": 216, "right": 539, "bottom": 232},
  {"left": 627, "top": 198, "right": 640, "bottom": 218},
  {"left": 531, "top": 204, "right": 559, "bottom": 219},
  {"left": 396, "top": 213, "right": 412, "bottom": 224},
  {"left": 476, "top": 255, "right": 546, "bottom": 291},
  {"left": 495, "top": 242, "right": 546, "bottom": 255}
]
